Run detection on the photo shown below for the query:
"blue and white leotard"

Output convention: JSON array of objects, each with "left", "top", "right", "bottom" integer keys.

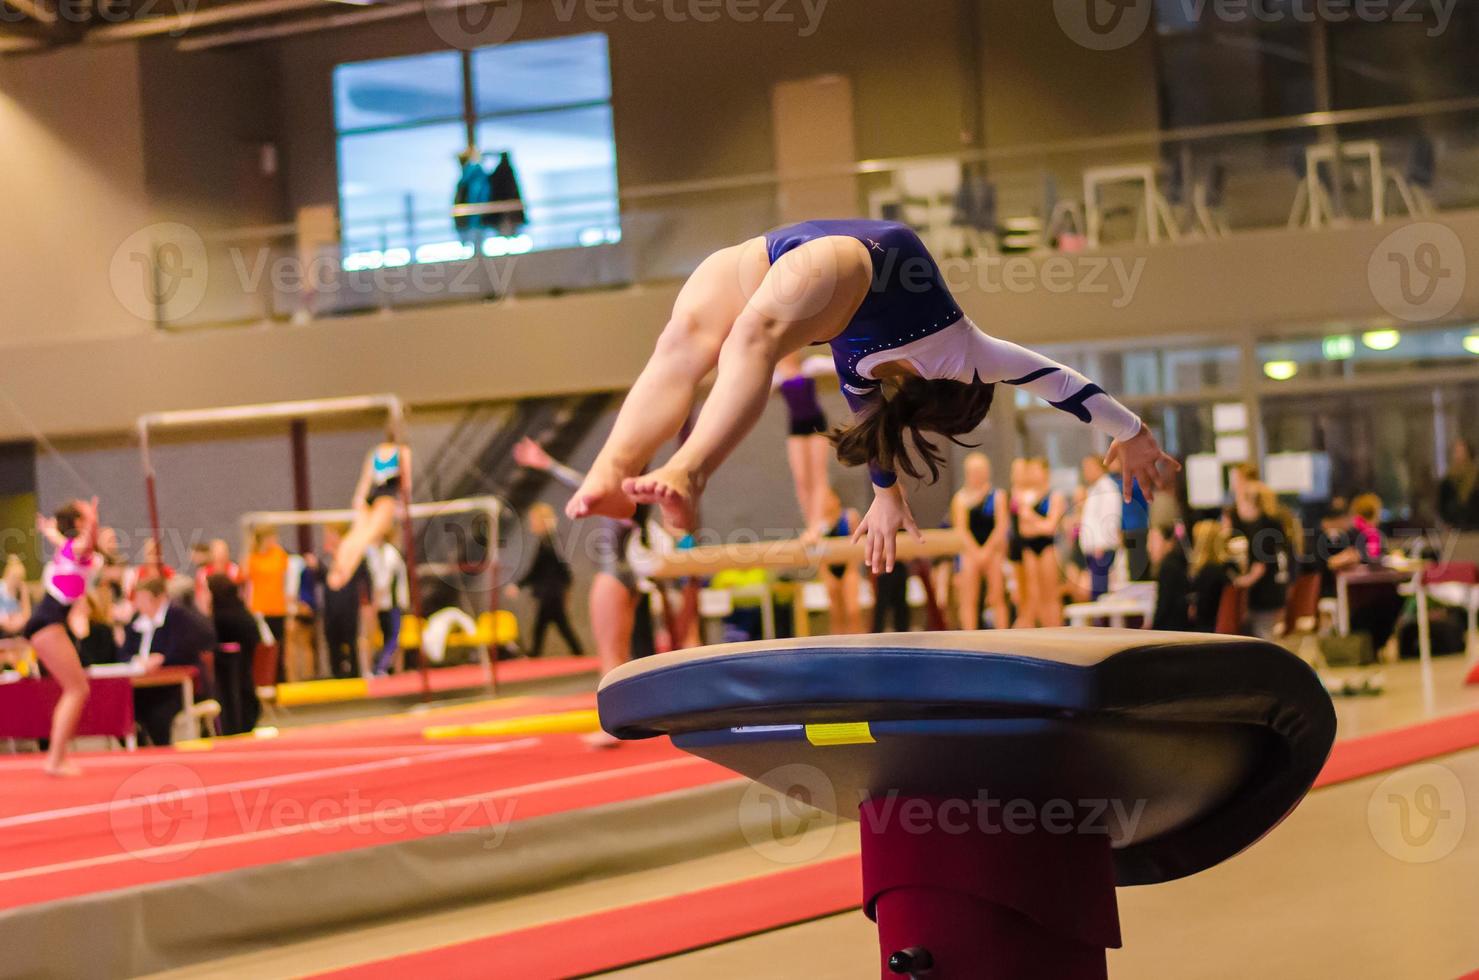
[{"left": 763, "top": 219, "right": 1143, "bottom": 487}]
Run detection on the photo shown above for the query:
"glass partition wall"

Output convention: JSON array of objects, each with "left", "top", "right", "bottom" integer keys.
[{"left": 1011, "top": 322, "right": 1479, "bottom": 523}]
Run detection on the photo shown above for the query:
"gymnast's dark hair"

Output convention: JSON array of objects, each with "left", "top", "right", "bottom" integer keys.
[
  {"left": 54, "top": 502, "right": 83, "bottom": 539},
  {"left": 829, "top": 377, "right": 996, "bottom": 484}
]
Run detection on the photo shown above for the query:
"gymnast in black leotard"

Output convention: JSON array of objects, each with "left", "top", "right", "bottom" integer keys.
[
  {"left": 951, "top": 452, "right": 1009, "bottom": 630},
  {"left": 816, "top": 489, "right": 863, "bottom": 633},
  {"left": 1012, "top": 457, "right": 1066, "bottom": 628}
]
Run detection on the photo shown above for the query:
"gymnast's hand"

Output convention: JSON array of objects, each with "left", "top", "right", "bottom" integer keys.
[
  {"left": 853, "top": 484, "right": 924, "bottom": 575},
  {"left": 1104, "top": 425, "right": 1181, "bottom": 503},
  {"left": 514, "top": 437, "right": 552, "bottom": 471}
]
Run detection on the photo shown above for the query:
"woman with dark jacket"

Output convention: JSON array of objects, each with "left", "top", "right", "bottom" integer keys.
[
  {"left": 1438, "top": 438, "right": 1479, "bottom": 530},
  {"left": 209, "top": 573, "right": 262, "bottom": 736},
  {"left": 508, "top": 503, "right": 584, "bottom": 658},
  {"left": 1149, "top": 525, "right": 1191, "bottom": 631}
]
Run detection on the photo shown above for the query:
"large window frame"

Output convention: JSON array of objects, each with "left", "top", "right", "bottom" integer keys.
[{"left": 333, "top": 34, "right": 621, "bottom": 270}]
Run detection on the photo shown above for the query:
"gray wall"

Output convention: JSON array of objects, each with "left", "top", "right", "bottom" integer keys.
[
  {"left": 6, "top": 211, "right": 1479, "bottom": 441},
  {"left": 0, "top": 44, "right": 153, "bottom": 345}
]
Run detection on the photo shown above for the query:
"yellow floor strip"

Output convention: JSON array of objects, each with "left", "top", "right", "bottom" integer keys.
[
  {"left": 275, "top": 678, "right": 371, "bottom": 708},
  {"left": 423, "top": 709, "right": 602, "bottom": 739}
]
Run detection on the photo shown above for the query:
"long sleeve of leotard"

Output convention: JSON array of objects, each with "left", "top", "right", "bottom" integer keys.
[
  {"left": 956, "top": 328, "right": 1143, "bottom": 442},
  {"left": 840, "top": 324, "right": 1142, "bottom": 490}
]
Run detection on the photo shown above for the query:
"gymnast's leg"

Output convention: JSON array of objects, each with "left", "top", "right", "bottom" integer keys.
[
  {"left": 32, "top": 625, "right": 89, "bottom": 776},
  {"left": 957, "top": 551, "right": 984, "bottom": 630},
  {"left": 568, "top": 239, "right": 768, "bottom": 520},
  {"left": 332, "top": 497, "right": 398, "bottom": 588},
  {"left": 625, "top": 237, "right": 872, "bottom": 530}
]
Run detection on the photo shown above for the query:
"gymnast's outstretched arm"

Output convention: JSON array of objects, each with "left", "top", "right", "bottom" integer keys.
[{"left": 955, "top": 327, "right": 1177, "bottom": 500}]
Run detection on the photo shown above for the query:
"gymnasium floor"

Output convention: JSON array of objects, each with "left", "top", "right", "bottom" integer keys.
[{"left": 4, "top": 655, "right": 1477, "bottom": 979}]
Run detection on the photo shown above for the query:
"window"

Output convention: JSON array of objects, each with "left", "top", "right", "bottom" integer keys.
[
  {"left": 333, "top": 34, "right": 620, "bottom": 268},
  {"left": 1256, "top": 322, "right": 1479, "bottom": 383},
  {"left": 1153, "top": 0, "right": 1316, "bottom": 128}
]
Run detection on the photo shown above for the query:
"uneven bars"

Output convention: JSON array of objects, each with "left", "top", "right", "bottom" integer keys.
[
  {"left": 239, "top": 496, "right": 501, "bottom": 528},
  {"left": 138, "top": 394, "right": 404, "bottom": 435},
  {"left": 241, "top": 496, "right": 502, "bottom": 694}
]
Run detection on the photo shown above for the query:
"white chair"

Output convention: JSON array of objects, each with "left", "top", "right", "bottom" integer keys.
[
  {"left": 869, "top": 161, "right": 965, "bottom": 257},
  {"left": 1083, "top": 163, "right": 1180, "bottom": 249}
]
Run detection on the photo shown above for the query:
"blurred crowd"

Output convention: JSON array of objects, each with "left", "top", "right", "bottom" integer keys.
[{"left": 1, "top": 523, "right": 412, "bottom": 746}]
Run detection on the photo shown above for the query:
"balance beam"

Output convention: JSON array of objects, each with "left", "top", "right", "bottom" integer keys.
[{"left": 636, "top": 528, "right": 966, "bottom": 580}]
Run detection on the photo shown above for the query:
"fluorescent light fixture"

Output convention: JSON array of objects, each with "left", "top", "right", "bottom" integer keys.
[
  {"left": 1362, "top": 329, "right": 1401, "bottom": 351},
  {"left": 414, "top": 241, "right": 473, "bottom": 264},
  {"left": 1463, "top": 333, "right": 1479, "bottom": 355},
  {"left": 1322, "top": 335, "right": 1355, "bottom": 360},
  {"left": 342, "top": 250, "right": 384, "bottom": 271},
  {"left": 1263, "top": 360, "right": 1298, "bottom": 381},
  {"left": 482, "top": 234, "right": 533, "bottom": 257}
]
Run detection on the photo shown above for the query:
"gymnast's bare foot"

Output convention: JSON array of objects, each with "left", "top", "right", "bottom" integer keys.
[
  {"left": 45, "top": 761, "right": 82, "bottom": 778},
  {"left": 623, "top": 467, "right": 702, "bottom": 531},
  {"left": 567, "top": 461, "right": 636, "bottom": 521}
]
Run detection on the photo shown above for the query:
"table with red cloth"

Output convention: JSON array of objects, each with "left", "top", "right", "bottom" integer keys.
[{"left": 0, "top": 666, "right": 198, "bottom": 750}]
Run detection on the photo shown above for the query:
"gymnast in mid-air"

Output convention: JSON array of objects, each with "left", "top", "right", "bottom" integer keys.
[
  {"left": 328, "top": 427, "right": 411, "bottom": 590},
  {"left": 568, "top": 218, "right": 1178, "bottom": 572}
]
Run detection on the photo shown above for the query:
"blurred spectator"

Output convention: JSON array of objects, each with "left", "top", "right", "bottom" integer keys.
[
  {"left": 208, "top": 539, "right": 241, "bottom": 580},
  {"left": 0, "top": 555, "right": 31, "bottom": 637},
  {"left": 1079, "top": 456, "right": 1122, "bottom": 599},
  {"left": 123, "top": 577, "right": 216, "bottom": 746},
  {"left": 487, "top": 150, "right": 526, "bottom": 236},
  {"left": 1149, "top": 524, "right": 1191, "bottom": 631},
  {"left": 508, "top": 503, "right": 584, "bottom": 658},
  {"left": 1348, "top": 493, "right": 1385, "bottom": 562},
  {"left": 194, "top": 538, "right": 241, "bottom": 616},
  {"left": 74, "top": 589, "right": 120, "bottom": 666},
  {"left": 454, "top": 145, "right": 492, "bottom": 250},
  {"left": 209, "top": 572, "right": 262, "bottom": 736},
  {"left": 186, "top": 541, "right": 212, "bottom": 612},
  {"left": 873, "top": 564, "right": 912, "bottom": 633},
  {"left": 1061, "top": 487, "right": 1094, "bottom": 605},
  {"left": 1110, "top": 457, "right": 1151, "bottom": 580},
  {"left": 1306, "top": 502, "right": 1363, "bottom": 598},
  {"left": 367, "top": 534, "right": 409, "bottom": 675},
  {"left": 1438, "top": 437, "right": 1479, "bottom": 530},
  {"left": 1229, "top": 464, "right": 1288, "bottom": 639},
  {"left": 284, "top": 551, "right": 322, "bottom": 682},
  {"left": 321, "top": 524, "right": 368, "bottom": 679},
  {"left": 127, "top": 538, "right": 177, "bottom": 597},
  {"left": 1189, "top": 520, "right": 1235, "bottom": 632},
  {"left": 246, "top": 526, "right": 289, "bottom": 660}
]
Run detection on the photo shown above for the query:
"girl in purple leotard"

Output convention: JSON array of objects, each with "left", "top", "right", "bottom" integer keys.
[{"left": 569, "top": 219, "right": 1178, "bottom": 574}]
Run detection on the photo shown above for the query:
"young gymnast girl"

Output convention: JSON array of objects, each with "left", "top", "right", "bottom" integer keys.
[
  {"left": 772, "top": 351, "right": 837, "bottom": 531},
  {"left": 569, "top": 219, "right": 1178, "bottom": 572},
  {"left": 329, "top": 429, "right": 412, "bottom": 590},
  {"left": 951, "top": 452, "right": 1010, "bottom": 630},
  {"left": 25, "top": 498, "right": 101, "bottom": 776}
]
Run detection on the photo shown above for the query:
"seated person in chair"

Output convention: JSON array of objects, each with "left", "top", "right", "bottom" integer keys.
[{"left": 123, "top": 577, "right": 217, "bottom": 746}]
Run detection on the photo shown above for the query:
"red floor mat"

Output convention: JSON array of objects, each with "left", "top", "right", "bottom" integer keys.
[
  {"left": 1315, "top": 709, "right": 1479, "bottom": 787},
  {"left": 0, "top": 692, "right": 730, "bottom": 912},
  {"left": 312, "top": 856, "right": 863, "bottom": 980},
  {"left": 308, "top": 707, "right": 1479, "bottom": 979}
]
